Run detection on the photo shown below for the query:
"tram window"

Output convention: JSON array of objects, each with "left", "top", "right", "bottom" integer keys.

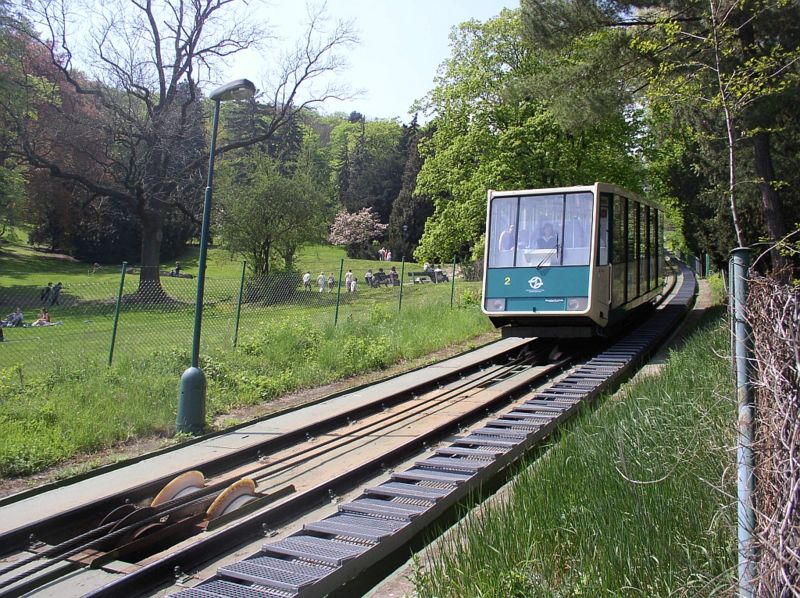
[
  {"left": 636, "top": 203, "right": 643, "bottom": 296},
  {"left": 612, "top": 195, "right": 627, "bottom": 306},
  {"left": 642, "top": 206, "right": 652, "bottom": 291},
  {"left": 562, "top": 192, "right": 592, "bottom": 265},
  {"left": 612, "top": 195, "right": 626, "bottom": 264},
  {"left": 597, "top": 194, "right": 609, "bottom": 266},
  {"left": 653, "top": 210, "right": 659, "bottom": 282},
  {"left": 516, "top": 194, "right": 564, "bottom": 267},
  {"left": 488, "top": 196, "right": 518, "bottom": 268},
  {"left": 628, "top": 201, "right": 637, "bottom": 299}
]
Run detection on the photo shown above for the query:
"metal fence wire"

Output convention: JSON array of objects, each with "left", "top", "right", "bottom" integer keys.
[{"left": 0, "top": 259, "right": 468, "bottom": 371}]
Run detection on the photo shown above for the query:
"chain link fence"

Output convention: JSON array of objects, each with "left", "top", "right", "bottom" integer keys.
[{"left": 0, "top": 259, "right": 473, "bottom": 372}]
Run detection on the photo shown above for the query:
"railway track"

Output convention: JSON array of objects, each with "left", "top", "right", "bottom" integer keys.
[
  {"left": 0, "top": 263, "right": 695, "bottom": 598},
  {"left": 0, "top": 337, "right": 565, "bottom": 596}
]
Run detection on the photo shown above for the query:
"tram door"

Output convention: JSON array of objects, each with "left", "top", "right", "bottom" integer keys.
[{"left": 595, "top": 193, "right": 611, "bottom": 323}]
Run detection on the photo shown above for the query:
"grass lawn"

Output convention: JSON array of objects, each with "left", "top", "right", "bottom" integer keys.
[
  {"left": 413, "top": 308, "right": 736, "bottom": 597},
  {"left": 0, "top": 235, "right": 491, "bottom": 478}
]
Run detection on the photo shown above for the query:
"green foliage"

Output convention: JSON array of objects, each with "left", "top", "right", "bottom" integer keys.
[
  {"left": 216, "top": 136, "right": 329, "bottom": 276},
  {"left": 414, "top": 8, "right": 645, "bottom": 263},
  {"left": 330, "top": 117, "right": 406, "bottom": 223},
  {"left": 631, "top": 1, "right": 800, "bottom": 262}
]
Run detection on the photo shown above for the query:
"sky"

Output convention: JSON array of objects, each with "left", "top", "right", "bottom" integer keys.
[{"left": 231, "top": 0, "right": 520, "bottom": 122}]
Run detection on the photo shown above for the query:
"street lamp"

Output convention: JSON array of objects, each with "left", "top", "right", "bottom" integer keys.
[{"left": 177, "top": 78, "right": 256, "bottom": 435}]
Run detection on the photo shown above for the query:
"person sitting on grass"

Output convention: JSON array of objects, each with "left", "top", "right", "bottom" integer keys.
[
  {"left": 32, "top": 308, "right": 51, "bottom": 327},
  {"left": 1, "top": 307, "right": 23, "bottom": 327}
]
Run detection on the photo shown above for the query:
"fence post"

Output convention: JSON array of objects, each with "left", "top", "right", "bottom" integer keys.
[
  {"left": 398, "top": 257, "right": 405, "bottom": 311},
  {"left": 731, "top": 247, "right": 756, "bottom": 598},
  {"left": 450, "top": 256, "right": 457, "bottom": 307},
  {"left": 334, "top": 258, "right": 344, "bottom": 326},
  {"left": 108, "top": 261, "right": 127, "bottom": 366},
  {"left": 232, "top": 260, "right": 247, "bottom": 348}
]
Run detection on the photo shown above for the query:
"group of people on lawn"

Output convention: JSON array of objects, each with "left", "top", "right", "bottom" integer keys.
[
  {"left": 302, "top": 266, "right": 404, "bottom": 293},
  {"left": 0, "top": 282, "right": 65, "bottom": 340}
]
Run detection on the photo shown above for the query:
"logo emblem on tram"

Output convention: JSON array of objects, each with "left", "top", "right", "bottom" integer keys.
[{"left": 528, "top": 276, "right": 544, "bottom": 290}]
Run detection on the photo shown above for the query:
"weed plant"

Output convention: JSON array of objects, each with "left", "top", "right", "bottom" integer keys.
[{"left": 413, "top": 309, "right": 736, "bottom": 597}]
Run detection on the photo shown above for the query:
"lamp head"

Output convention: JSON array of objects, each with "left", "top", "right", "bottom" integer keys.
[{"left": 209, "top": 79, "right": 256, "bottom": 102}]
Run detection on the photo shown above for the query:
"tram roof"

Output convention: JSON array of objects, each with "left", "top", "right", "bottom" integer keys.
[{"left": 487, "top": 183, "right": 662, "bottom": 211}]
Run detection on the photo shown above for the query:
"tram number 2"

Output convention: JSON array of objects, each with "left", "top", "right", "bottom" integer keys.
[{"left": 504, "top": 276, "right": 511, "bottom": 286}]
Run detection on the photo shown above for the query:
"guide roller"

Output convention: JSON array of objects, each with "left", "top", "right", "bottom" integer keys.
[
  {"left": 150, "top": 470, "right": 206, "bottom": 507},
  {"left": 205, "top": 479, "right": 257, "bottom": 520}
]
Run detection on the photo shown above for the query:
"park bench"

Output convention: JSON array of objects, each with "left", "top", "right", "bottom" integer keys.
[
  {"left": 408, "top": 270, "right": 449, "bottom": 284},
  {"left": 371, "top": 272, "right": 399, "bottom": 287},
  {"left": 408, "top": 271, "right": 432, "bottom": 283}
]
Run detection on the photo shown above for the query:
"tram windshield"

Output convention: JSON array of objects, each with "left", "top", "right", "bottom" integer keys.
[{"left": 488, "top": 191, "right": 593, "bottom": 268}]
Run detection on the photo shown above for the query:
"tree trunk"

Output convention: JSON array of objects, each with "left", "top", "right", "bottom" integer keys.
[
  {"left": 137, "top": 210, "right": 168, "bottom": 300},
  {"left": 752, "top": 131, "right": 789, "bottom": 272}
]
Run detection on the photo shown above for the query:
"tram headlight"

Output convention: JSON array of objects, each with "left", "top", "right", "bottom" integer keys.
[
  {"left": 566, "top": 297, "right": 588, "bottom": 311},
  {"left": 485, "top": 298, "right": 506, "bottom": 312}
]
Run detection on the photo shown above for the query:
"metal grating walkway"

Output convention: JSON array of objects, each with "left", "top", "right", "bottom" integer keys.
[{"left": 170, "top": 265, "right": 696, "bottom": 598}]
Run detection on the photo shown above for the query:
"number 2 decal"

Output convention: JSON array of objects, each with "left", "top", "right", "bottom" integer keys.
[{"left": 504, "top": 276, "right": 511, "bottom": 286}]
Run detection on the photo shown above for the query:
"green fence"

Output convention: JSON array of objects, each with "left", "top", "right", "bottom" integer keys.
[{"left": 0, "top": 260, "right": 472, "bottom": 371}]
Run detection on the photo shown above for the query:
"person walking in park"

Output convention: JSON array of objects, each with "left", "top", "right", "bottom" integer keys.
[
  {"left": 345, "top": 269, "right": 353, "bottom": 293},
  {"left": 40, "top": 282, "right": 52, "bottom": 304},
  {"left": 327, "top": 272, "right": 335, "bottom": 292},
  {"left": 302, "top": 271, "right": 312, "bottom": 291},
  {"left": 364, "top": 268, "right": 374, "bottom": 288},
  {"left": 51, "top": 282, "right": 63, "bottom": 306},
  {"left": 317, "top": 272, "right": 326, "bottom": 293}
]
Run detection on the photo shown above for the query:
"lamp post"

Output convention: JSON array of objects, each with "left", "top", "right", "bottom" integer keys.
[{"left": 177, "top": 78, "right": 256, "bottom": 435}]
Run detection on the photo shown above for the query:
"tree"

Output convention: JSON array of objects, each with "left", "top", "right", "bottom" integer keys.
[
  {"left": 8, "top": 0, "right": 356, "bottom": 296},
  {"left": 633, "top": 0, "right": 800, "bottom": 268},
  {"left": 414, "top": 9, "right": 644, "bottom": 262},
  {"left": 216, "top": 131, "right": 330, "bottom": 277},
  {"left": 385, "top": 118, "right": 433, "bottom": 259},
  {"left": 331, "top": 116, "right": 405, "bottom": 222},
  {"left": 0, "top": 2, "right": 32, "bottom": 239},
  {"left": 328, "top": 207, "right": 388, "bottom": 258},
  {"left": 520, "top": 0, "right": 800, "bottom": 270}
]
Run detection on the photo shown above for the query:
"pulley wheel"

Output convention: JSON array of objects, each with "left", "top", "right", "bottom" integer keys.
[
  {"left": 150, "top": 470, "right": 206, "bottom": 507},
  {"left": 205, "top": 479, "right": 257, "bottom": 520}
]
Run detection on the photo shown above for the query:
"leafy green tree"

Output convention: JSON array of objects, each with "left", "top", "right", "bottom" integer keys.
[
  {"left": 414, "top": 9, "right": 644, "bottom": 262},
  {"left": 520, "top": 0, "right": 800, "bottom": 270},
  {"left": 330, "top": 116, "right": 405, "bottom": 222},
  {"left": 632, "top": 0, "right": 800, "bottom": 268},
  {"left": 216, "top": 132, "right": 329, "bottom": 277},
  {"left": 0, "top": 2, "right": 31, "bottom": 239}
]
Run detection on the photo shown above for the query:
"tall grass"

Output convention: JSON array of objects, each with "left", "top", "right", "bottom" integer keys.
[
  {"left": 0, "top": 300, "right": 493, "bottom": 477},
  {"left": 413, "top": 309, "right": 736, "bottom": 597}
]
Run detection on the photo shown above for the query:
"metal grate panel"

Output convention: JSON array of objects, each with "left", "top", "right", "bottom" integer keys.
[{"left": 262, "top": 535, "right": 368, "bottom": 566}]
